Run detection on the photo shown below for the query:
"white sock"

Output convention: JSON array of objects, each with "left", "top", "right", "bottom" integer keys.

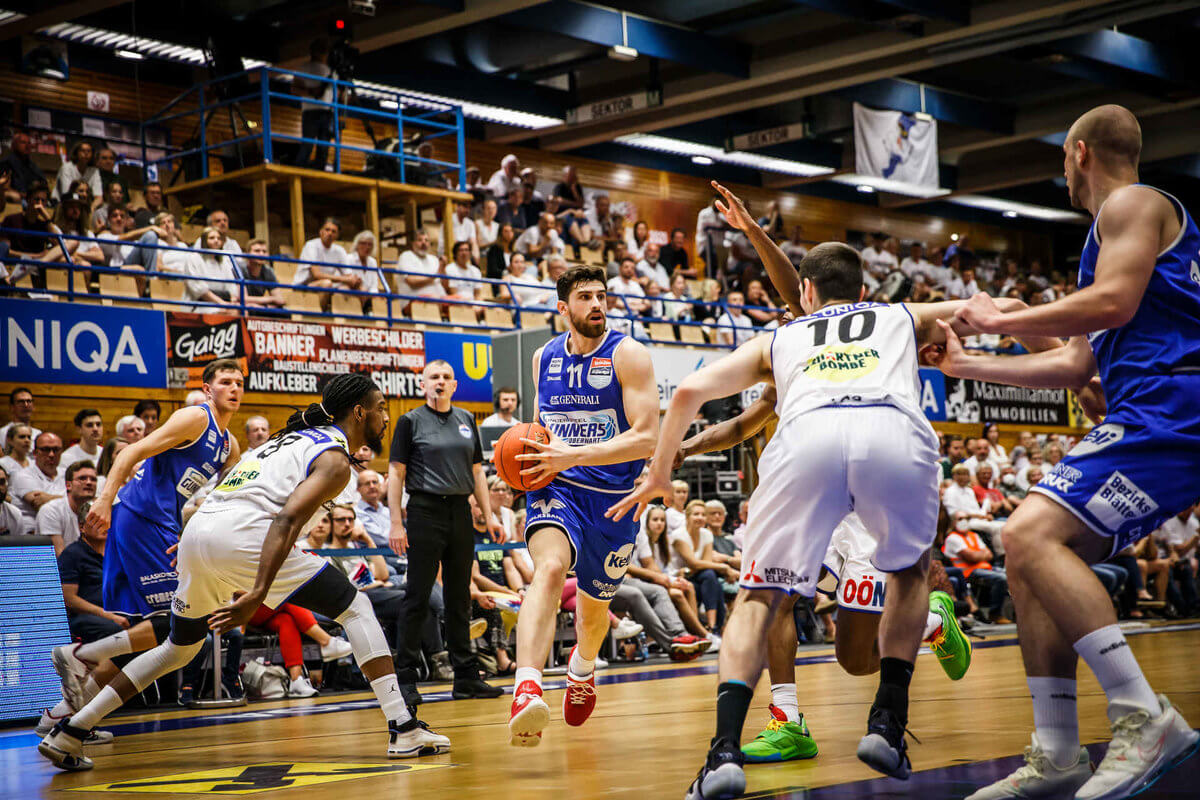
[
  {"left": 82, "top": 675, "right": 101, "bottom": 704},
  {"left": 70, "top": 686, "right": 122, "bottom": 731},
  {"left": 369, "top": 674, "right": 411, "bottom": 725},
  {"left": 514, "top": 667, "right": 542, "bottom": 693},
  {"left": 568, "top": 648, "right": 595, "bottom": 678},
  {"left": 770, "top": 683, "right": 799, "bottom": 723},
  {"left": 1028, "top": 677, "right": 1081, "bottom": 768},
  {"left": 76, "top": 630, "right": 132, "bottom": 664},
  {"left": 47, "top": 699, "right": 73, "bottom": 718},
  {"left": 922, "top": 610, "right": 944, "bottom": 641},
  {"left": 1073, "top": 625, "right": 1158, "bottom": 720}
]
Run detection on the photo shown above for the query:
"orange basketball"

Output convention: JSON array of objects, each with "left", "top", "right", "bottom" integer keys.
[{"left": 493, "top": 422, "right": 556, "bottom": 492}]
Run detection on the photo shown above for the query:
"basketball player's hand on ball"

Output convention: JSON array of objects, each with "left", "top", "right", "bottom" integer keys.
[
  {"left": 516, "top": 429, "right": 575, "bottom": 479},
  {"left": 955, "top": 292, "right": 1004, "bottom": 334},
  {"left": 606, "top": 469, "right": 672, "bottom": 523},
  {"left": 711, "top": 181, "right": 756, "bottom": 232},
  {"left": 83, "top": 497, "right": 113, "bottom": 537},
  {"left": 209, "top": 590, "right": 263, "bottom": 634}
]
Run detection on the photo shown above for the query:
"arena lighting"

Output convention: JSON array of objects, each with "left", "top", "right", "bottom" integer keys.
[
  {"left": 948, "top": 194, "right": 1089, "bottom": 223},
  {"left": 114, "top": 49, "right": 145, "bottom": 61},
  {"left": 691, "top": 155, "right": 714, "bottom": 165},
  {"left": 608, "top": 44, "right": 639, "bottom": 61},
  {"left": 857, "top": 184, "right": 876, "bottom": 193},
  {"left": 379, "top": 99, "right": 399, "bottom": 110},
  {"left": 832, "top": 173, "right": 951, "bottom": 198},
  {"left": 615, "top": 133, "right": 834, "bottom": 178},
  {"left": 950, "top": 233, "right": 960, "bottom": 241},
  {"left": 15, "top": 12, "right": 564, "bottom": 129}
]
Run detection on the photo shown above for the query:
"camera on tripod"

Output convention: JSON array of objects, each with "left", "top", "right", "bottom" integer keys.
[{"left": 328, "top": 36, "right": 359, "bottom": 82}]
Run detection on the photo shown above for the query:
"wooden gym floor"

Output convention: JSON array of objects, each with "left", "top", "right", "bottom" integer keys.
[{"left": 4, "top": 624, "right": 1199, "bottom": 799}]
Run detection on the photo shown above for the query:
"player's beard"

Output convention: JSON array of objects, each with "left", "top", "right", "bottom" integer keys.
[
  {"left": 569, "top": 308, "right": 606, "bottom": 338},
  {"left": 365, "top": 424, "right": 385, "bottom": 454}
]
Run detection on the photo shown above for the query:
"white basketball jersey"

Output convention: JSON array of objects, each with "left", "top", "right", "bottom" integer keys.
[
  {"left": 771, "top": 302, "right": 929, "bottom": 430},
  {"left": 198, "top": 425, "right": 349, "bottom": 531}
]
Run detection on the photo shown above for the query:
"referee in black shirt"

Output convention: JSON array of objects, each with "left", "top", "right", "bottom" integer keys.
[{"left": 388, "top": 359, "right": 505, "bottom": 704}]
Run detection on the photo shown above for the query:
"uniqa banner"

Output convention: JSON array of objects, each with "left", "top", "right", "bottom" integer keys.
[{"left": 0, "top": 298, "right": 167, "bottom": 388}]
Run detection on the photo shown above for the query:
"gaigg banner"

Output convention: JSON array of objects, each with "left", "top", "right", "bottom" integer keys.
[{"left": 168, "top": 313, "right": 426, "bottom": 396}]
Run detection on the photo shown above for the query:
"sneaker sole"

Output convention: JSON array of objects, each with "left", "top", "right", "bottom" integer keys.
[
  {"left": 857, "top": 733, "right": 911, "bottom": 779},
  {"left": 1083, "top": 728, "right": 1200, "bottom": 800},
  {"left": 388, "top": 740, "right": 451, "bottom": 758},
  {"left": 51, "top": 649, "right": 85, "bottom": 709},
  {"left": 37, "top": 741, "right": 93, "bottom": 772},
  {"left": 930, "top": 591, "right": 972, "bottom": 681},
  {"left": 685, "top": 762, "right": 745, "bottom": 800},
  {"left": 743, "top": 742, "right": 818, "bottom": 763},
  {"left": 509, "top": 698, "right": 550, "bottom": 747}
]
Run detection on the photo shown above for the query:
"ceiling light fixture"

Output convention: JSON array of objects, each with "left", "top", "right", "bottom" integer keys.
[
  {"left": 948, "top": 194, "right": 1088, "bottom": 223},
  {"left": 691, "top": 155, "right": 714, "bottom": 165},
  {"left": 615, "top": 133, "right": 833, "bottom": 178},
  {"left": 379, "top": 99, "right": 399, "bottom": 110},
  {"left": 115, "top": 49, "right": 145, "bottom": 61},
  {"left": 857, "top": 184, "right": 875, "bottom": 193},
  {"left": 1003, "top": 210, "right": 1019, "bottom": 218}
]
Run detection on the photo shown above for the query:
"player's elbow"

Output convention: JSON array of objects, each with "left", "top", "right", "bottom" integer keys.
[{"left": 1093, "top": 291, "right": 1137, "bottom": 330}]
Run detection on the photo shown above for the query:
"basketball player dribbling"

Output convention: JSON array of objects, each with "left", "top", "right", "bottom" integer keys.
[
  {"left": 609, "top": 218, "right": 1039, "bottom": 799},
  {"left": 934, "top": 104, "right": 1200, "bottom": 800},
  {"left": 505, "top": 265, "right": 660, "bottom": 747},
  {"left": 38, "top": 375, "right": 451, "bottom": 770},
  {"left": 43, "top": 359, "right": 243, "bottom": 740}
]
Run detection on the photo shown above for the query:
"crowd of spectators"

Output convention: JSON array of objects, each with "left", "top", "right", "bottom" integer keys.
[
  {"left": 933, "top": 427, "right": 1200, "bottom": 626},
  {"left": 1, "top": 136, "right": 1073, "bottom": 352}
]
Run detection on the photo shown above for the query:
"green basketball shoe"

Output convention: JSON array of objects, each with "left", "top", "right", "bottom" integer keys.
[
  {"left": 927, "top": 590, "right": 972, "bottom": 681},
  {"left": 741, "top": 705, "right": 819, "bottom": 763}
]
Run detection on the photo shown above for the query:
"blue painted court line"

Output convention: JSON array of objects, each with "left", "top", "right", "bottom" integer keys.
[{"left": 4, "top": 622, "right": 1197, "bottom": 742}]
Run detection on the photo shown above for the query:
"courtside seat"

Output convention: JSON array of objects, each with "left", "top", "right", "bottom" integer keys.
[
  {"left": 647, "top": 322, "right": 677, "bottom": 343},
  {"left": 484, "top": 307, "right": 514, "bottom": 328},
  {"left": 99, "top": 273, "right": 141, "bottom": 307},
  {"left": 410, "top": 300, "right": 443, "bottom": 324},
  {"left": 447, "top": 303, "right": 480, "bottom": 327},
  {"left": 678, "top": 322, "right": 708, "bottom": 345}
]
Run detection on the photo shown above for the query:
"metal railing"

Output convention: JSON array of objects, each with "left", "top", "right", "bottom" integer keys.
[
  {"left": 142, "top": 67, "right": 466, "bottom": 189},
  {"left": 0, "top": 228, "right": 779, "bottom": 349}
]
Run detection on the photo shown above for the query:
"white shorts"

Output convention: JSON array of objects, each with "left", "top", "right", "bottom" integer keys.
[
  {"left": 172, "top": 507, "right": 328, "bottom": 620},
  {"left": 739, "top": 405, "right": 939, "bottom": 597},
  {"left": 816, "top": 514, "right": 886, "bottom": 614}
]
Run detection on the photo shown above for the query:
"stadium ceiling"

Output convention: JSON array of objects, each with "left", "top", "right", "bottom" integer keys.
[{"left": 10, "top": 0, "right": 1200, "bottom": 220}]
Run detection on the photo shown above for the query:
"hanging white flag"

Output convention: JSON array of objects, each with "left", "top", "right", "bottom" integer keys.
[{"left": 853, "top": 102, "right": 939, "bottom": 189}]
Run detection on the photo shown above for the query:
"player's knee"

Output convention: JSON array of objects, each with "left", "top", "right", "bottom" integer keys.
[
  {"left": 537, "top": 554, "right": 571, "bottom": 581},
  {"left": 1002, "top": 521, "right": 1036, "bottom": 571}
]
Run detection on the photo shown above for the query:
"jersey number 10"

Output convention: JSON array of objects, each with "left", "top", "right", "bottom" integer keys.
[{"left": 806, "top": 310, "right": 877, "bottom": 346}]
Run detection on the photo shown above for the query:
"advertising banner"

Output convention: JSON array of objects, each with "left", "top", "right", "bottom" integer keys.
[
  {"left": 943, "top": 376, "right": 1071, "bottom": 426},
  {"left": 425, "top": 331, "right": 493, "bottom": 404},
  {"left": 648, "top": 345, "right": 727, "bottom": 410},
  {"left": 0, "top": 298, "right": 167, "bottom": 388},
  {"left": 167, "top": 313, "right": 426, "bottom": 396}
]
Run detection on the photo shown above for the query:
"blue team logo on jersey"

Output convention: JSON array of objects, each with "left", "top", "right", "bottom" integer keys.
[
  {"left": 587, "top": 357, "right": 613, "bottom": 389},
  {"left": 540, "top": 409, "right": 618, "bottom": 445}
]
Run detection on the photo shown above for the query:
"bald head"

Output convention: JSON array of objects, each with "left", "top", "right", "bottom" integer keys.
[{"left": 1067, "top": 104, "right": 1141, "bottom": 169}]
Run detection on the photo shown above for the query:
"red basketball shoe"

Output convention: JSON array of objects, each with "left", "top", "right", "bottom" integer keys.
[
  {"left": 563, "top": 648, "right": 597, "bottom": 727},
  {"left": 509, "top": 680, "right": 549, "bottom": 747}
]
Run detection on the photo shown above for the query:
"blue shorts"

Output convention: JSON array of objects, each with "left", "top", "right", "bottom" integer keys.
[
  {"left": 525, "top": 479, "right": 638, "bottom": 601},
  {"left": 102, "top": 502, "right": 180, "bottom": 615},
  {"left": 1031, "top": 420, "right": 1200, "bottom": 556}
]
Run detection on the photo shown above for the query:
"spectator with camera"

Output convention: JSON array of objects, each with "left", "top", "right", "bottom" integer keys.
[
  {"left": 1, "top": 181, "right": 61, "bottom": 287},
  {"left": 291, "top": 39, "right": 337, "bottom": 169}
]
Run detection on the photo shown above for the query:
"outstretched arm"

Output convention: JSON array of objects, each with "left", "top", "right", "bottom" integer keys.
[
  {"left": 935, "top": 321, "right": 1096, "bottom": 391},
  {"left": 910, "top": 299, "right": 1063, "bottom": 352},
  {"left": 210, "top": 449, "right": 351, "bottom": 632},
  {"left": 608, "top": 335, "right": 772, "bottom": 521},
  {"left": 675, "top": 384, "right": 777, "bottom": 467},
  {"left": 711, "top": 182, "right": 804, "bottom": 316},
  {"left": 518, "top": 339, "right": 658, "bottom": 479},
  {"left": 955, "top": 186, "right": 1167, "bottom": 337}
]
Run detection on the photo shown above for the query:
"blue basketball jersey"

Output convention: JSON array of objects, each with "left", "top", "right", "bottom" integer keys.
[
  {"left": 117, "top": 404, "right": 231, "bottom": 530},
  {"left": 1079, "top": 186, "right": 1200, "bottom": 429},
  {"left": 537, "top": 328, "right": 643, "bottom": 492}
]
